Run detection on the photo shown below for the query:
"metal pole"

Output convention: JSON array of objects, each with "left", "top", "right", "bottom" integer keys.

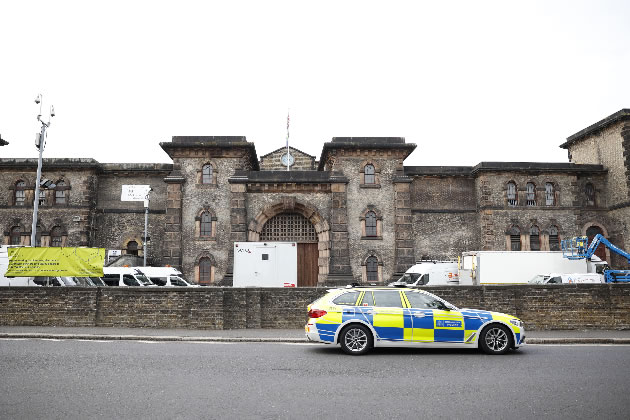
[
  {"left": 143, "top": 201, "right": 148, "bottom": 266},
  {"left": 30, "top": 124, "right": 46, "bottom": 246}
]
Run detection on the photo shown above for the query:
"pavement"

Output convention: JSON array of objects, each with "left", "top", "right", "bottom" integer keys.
[{"left": 1, "top": 326, "right": 630, "bottom": 344}]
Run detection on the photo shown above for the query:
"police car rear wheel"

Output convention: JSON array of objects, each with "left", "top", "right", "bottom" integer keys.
[
  {"left": 340, "top": 324, "right": 372, "bottom": 355},
  {"left": 480, "top": 324, "right": 512, "bottom": 355}
]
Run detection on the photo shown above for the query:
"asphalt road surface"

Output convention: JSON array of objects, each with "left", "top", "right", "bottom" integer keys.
[{"left": 1, "top": 339, "right": 629, "bottom": 419}]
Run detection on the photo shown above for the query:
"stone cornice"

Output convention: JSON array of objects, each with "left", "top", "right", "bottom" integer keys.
[
  {"left": 318, "top": 137, "right": 416, "bottom": 170},
  {"left": 228, "top": 170, "right": 348, "bottom": 184},
  {"left": 561, "top": 108, "right": 630, "bottom": 148},
  {"left": 160, "top": 136, "right": 259, "bottom": 170}
]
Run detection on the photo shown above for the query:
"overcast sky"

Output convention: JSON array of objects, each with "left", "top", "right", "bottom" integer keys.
[{"left": 1, "top": 0, "right": 628, "bottom": 166}]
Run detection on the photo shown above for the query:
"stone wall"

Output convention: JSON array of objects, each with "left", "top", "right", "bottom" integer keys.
[
  {"left": 259, "top": 147, "right": 316, "bottom": 170},
  {"left": 1, "top": 285, "right": 628, "bottom": 330},
  {"left": 568, "top": 121, "right": 628, "bottom": 206}
]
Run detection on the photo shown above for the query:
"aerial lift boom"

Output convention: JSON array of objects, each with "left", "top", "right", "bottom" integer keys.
[{"left": 561, "top": 234, "right": 630, "bottom": 282}]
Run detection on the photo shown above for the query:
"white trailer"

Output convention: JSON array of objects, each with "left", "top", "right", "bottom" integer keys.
[
  {"left": 459, "top": 251, "right": 605, "bottom": 285},
  {"left": 233, "top": 242, "right": 298, "bottom": 287}
]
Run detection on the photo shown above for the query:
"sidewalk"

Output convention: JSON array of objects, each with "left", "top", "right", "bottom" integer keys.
[{"left": 1, "top": 326, "right": 630, "bottom": 344}]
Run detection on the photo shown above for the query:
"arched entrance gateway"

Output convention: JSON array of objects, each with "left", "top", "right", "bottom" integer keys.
[
  {"left": 248, "top": 200, "right": 330, "bottom": 286},
  {"left": 583, "top": 223, "right": 610, "bottom": 264}
]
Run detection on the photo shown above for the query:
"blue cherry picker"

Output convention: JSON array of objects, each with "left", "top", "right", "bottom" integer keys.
[{"left": 561, "top": 234, "right": 630, "bottom": 282}]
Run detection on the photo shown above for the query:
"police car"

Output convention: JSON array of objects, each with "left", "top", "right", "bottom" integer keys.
[{"left": 305, "top": 286, "right": 524, "bottom": 355}]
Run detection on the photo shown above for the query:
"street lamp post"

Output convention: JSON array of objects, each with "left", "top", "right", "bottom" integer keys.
[{"left": 30, "top": 94, "right": 55, "bottom": 247}]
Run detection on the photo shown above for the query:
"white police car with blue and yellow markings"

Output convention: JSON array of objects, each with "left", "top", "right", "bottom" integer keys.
[{"left": 305, "top": 286, "right": 524, "bottom": 355}]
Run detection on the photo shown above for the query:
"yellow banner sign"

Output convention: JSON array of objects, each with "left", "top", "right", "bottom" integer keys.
[{"left": 6, "top": 247, "right": 105, "bottom": 277}]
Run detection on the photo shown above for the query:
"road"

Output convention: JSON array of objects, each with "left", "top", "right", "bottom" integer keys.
[{"left": 1, "top": 339, "right": 629, "bottom": 419}]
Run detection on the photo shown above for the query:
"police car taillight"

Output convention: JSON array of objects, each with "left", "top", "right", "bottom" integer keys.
[{"left": 308, "top": 309, "right": 327, "bottom": 318}]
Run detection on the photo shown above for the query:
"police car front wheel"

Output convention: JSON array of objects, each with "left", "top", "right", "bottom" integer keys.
[
  {"left": 479, "top": 324, "right": 513, "bottom": 355},
  {"left": 339, "top": 324, "right": 373, "bottom": 355}
]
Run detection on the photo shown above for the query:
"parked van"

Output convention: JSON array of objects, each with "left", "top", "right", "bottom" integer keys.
[
  {"left": 32, "top": 276, "right": 78, "bottom": 287},
  {"left": 102, "top": 267, "right": 155, "bottom": 286},
  {"left": 0, "top": 245, "right": 37, "bottom": 286},
  {"left": 389, "top": 261, "right": 459, "bottom": 286},
  {"left": 529, "top": 273, "right": 604, "bottom": 284},
  {"left": 133, "top": 266, "right": 197, "bottom": 287}
]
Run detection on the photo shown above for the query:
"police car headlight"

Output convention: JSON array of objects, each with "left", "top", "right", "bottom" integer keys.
[{"left": 509, "top": 319, "right": 522, "bottom": 328}]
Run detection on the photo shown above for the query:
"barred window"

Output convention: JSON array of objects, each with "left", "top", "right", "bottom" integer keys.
[
  {"left": 549, "top": 226, "right": 560, "bottom": 251},
  {"left": 365, "top": 211, "right": 377, "bottom": 237},
  {"left": 10, "top": 227, "right": 21, "bottom": 245},
  {"left": 509, "top": 226, "right": 521, "bottom": 251},
  {"left": 545, "top": 183, "right": 555, "bottom": 206},
  {"left": 530, "top": 226, "right": 540, "bottom": 251},
  {"left": 364, "top": 164, "right": 375, "bottom": 184},
  {"left": 55, "top": 181, "right": 66, "bottom": 205},
  {"left": 199, "top": 257, "right": 212, "bottom": 284},
  {"left": 260, "top": 213, "right": 317, "bottom": 242},
  {"left": 14, "top": 181, "right": 26, "bottom": 206},
  {"left": 39, "top": 190, "right": 46, "bottom": 207},
  {"left": 202, "top": 164, "right": 213, "bottom": 184},
  {"left": 507, "top": 182, "right": 517, "bottom": 207},
  {"left": 526, "top": 183, "right": 536, "bottom": 206},
  {"left": 585, "top": 183, "right": 595, "bottom": 206},
  {"left": 366, "top": 256, "right": 378, "bottom": 282},
  {"left": 200, "top": 212, "right": 212, "bottom": 236}
]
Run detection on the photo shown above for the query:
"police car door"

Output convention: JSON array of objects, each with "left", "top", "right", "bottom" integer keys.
[
  {"left": 403, "top": 291, "right": 465, "bottom": 343},
  {"left": 370, "top": 290, "right": 408, "bottom": 342}
]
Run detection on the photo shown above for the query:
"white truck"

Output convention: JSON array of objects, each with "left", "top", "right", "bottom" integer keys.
[
  {"left": 233, "top": 242, "right": 297, "bottom": 287},
  {"left": 389, "top": 261, "right": 461, "bottom": 286},
  {"left": 459, "top": 251, "right": 608, "bottom": 285}
]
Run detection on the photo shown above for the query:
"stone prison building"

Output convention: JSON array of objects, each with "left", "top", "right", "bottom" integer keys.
[{"left": 1, "top": 109, "right": 629, "bottom": 286}]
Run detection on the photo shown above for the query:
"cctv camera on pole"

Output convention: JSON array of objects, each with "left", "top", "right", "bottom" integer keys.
[{"left": 30, "top": 94, "right": 55, "bottom": 247}]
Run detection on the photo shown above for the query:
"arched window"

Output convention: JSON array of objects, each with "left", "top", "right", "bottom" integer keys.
[
  {"left": 202, "top": 164, "right": 213, "bottom": 184},
  {"left": 10, "top": 227, "right": 21, "bottom": 245},
  {"left": 55, "top": 181, "right": 67, "bottom": 205},
  {"left": 526, "top": 183, "right": 536, "bottom": 206},
  {"left": 530, "top": 226, "right": 540, "bottom": 251},
  {"left": 200, "top": 212, "right": 212, "bottom": 236},
  {"left": 585, "top": 183, "right": 595, "bottom": 206},
  {"left": 509, "top": 226, "right": 521, "bottom": 251},
  {"left": 365, "top": 211, "right": 377, "bottom": 237},
  {"left": 14, "top": 181, "right": 26, "bottom": 206},
  {"left": 51, "top": 227, "right": 63, "bottom": 247},
  {"left": 549, "top": 226, "right": 560, "bottom": 251},
  {"left": 199, "top": 257, "right": 212, "bottom": 285},
  {"left": 364, "top": 164, "right": 375, "bottom": 184},
  {"left": 126, "top": 240, "right": 138, "bottom": 255},
  {"left": 545, "top": 183, "right": 555, "bottom": 206},
  {"left": 507, "top": 182, "right": 517, "bottom": 207},
  {"left": 366, "top": 256, "right": 378, "bottom": 282}
]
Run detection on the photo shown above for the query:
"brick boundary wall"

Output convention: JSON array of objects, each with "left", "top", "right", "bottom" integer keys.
[{"left": 0, "top": 285, "right": 628, "bottom": 330}]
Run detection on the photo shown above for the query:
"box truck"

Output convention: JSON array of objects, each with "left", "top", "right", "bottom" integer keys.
[
  {"left": 459, "top": 251, "right": 607, "bottom": 285},
  {"left": 233, "top": 242, "right": 297, "bottom": 287},
  {"left": 0, "top": 245, "right": 37, "bottom": 286}
]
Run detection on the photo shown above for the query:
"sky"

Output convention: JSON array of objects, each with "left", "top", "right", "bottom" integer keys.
[{"left": 0, "top": 0, "right": 629, "bottom": 166}]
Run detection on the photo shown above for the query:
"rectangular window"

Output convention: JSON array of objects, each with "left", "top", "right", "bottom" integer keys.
[{"left": 372, "top": 291, "right": 403, "bottom": 308}]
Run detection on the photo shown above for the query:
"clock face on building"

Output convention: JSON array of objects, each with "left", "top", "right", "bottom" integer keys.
[{"left": 281, "top": 153, "right": 295, "bottom": 166}]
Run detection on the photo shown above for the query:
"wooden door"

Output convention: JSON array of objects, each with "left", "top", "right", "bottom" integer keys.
[{"left": 297, "top": 243, "right": 318, "bottom": 287}]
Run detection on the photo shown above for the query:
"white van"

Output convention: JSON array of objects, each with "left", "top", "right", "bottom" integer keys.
[
  {"left": 389, "top": 261, "right": 459, "bottom": 286},
  {"left": 0, "top": 245, "right": 37, "bottom": 286},
  {"left": 529, "top": 273, "right": 604, "bottom": 284},
  {"left": 132, "top": 266, "right": 197, "bottom": 287},
  {"left": 102, "top": 267, "right": 155, "bottom": 286}
]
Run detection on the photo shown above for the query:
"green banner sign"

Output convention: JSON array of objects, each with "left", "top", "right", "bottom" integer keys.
[{"left": 6, "top": 247, "right": 105, "bottom": 277}]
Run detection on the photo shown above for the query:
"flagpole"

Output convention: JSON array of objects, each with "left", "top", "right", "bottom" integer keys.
[{"left": 286, "top": 110, "right": 290, "bottom": 171}]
